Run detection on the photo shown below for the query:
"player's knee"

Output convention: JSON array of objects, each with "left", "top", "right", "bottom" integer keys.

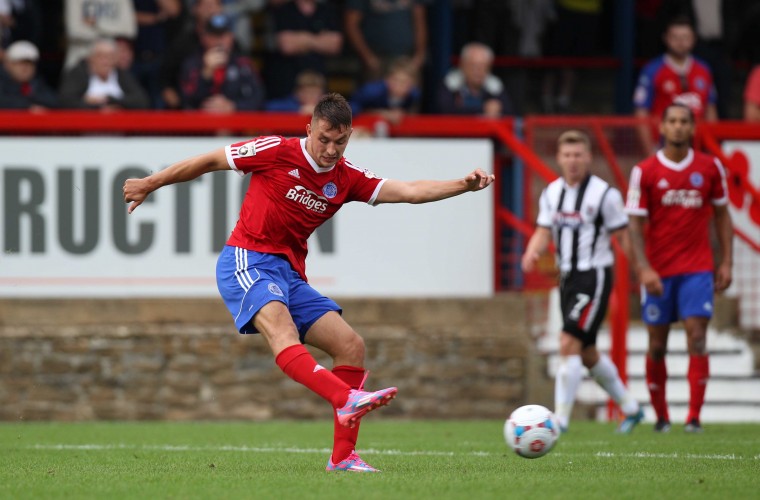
[
  {"left": 339, "top": 332, "right": 366, "bottom": 365},
  {"left": 581, "top": 348, "right": 599, "bottom": 368}
]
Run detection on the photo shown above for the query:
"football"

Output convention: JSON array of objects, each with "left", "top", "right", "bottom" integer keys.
[{"left": 503, "top": 404, "right": 560, "bottom": 459}]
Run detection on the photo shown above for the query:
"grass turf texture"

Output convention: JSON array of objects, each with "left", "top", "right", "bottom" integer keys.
[{"left": 1, "top": 420, "right": 758, "bottom": 499}]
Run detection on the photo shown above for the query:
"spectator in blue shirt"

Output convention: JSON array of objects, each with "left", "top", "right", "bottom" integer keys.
[
  {"left": 264, "top": 69, "right": 326, "bottom": 114},
  {"left": 350, "top": 57, "right": 420, "bottom": 124}
]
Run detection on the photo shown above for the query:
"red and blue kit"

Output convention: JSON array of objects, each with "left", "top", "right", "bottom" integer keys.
[
  {"left": 626, "top": 148, "right": 727, "bottom": 278},
  {"left": 223, "top": 136, "right": 385, "bottom": 281},
  {"left": 633, "top": 55, "right": 716, "bottom": 120}
]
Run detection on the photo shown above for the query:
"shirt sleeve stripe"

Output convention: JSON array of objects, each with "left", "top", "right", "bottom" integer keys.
[
  {"left": 254, "top": 136, "right": 281, "bottom": 149},
  {"left": 368, "top": 179, "right": 387, "bottom": 206},
  {"left": 224, "top": 145, "right": 246, "bottom": 177},
  {"left": 625, "top": 207, "right": 648, "bottom": 216}
]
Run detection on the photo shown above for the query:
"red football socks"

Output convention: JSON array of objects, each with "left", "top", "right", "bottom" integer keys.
[
  {"left": 275, "top": 344, "right": 350, "bottom": 408},
  {"left": 646, "top": 355, "right": 670, "bottom": 422},
  {"left": 687, "top": 354, "right": 710, "bottom": 423},
  {"left": 331, "top": 365, "right": 366, "bottom": 463}
]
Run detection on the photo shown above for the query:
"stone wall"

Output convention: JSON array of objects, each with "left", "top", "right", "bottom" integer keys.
[{"left": 0, "top": 296, "right": 553, "bottom": 421}]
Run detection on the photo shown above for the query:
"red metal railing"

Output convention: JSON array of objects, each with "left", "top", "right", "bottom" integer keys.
[{"left": 3, "top": 111, "right": 760, "bottom": 412}]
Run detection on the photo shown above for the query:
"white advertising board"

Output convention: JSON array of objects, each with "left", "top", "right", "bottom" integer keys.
[
  {"left": 0, "top": 137, "right": 493, "bottom": 298},
  {"left": 719, "top": 141, "right": 760, "bottom": 328}
]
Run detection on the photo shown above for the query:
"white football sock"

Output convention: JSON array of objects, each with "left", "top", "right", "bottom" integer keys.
[
  {"left": 589, "top": 354, "right": 640, "bottom": 415},
  {"left": 554, "top": 354, "right": 583, "bottom": 429}
]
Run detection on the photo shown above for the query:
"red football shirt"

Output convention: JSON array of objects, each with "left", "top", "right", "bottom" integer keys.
[
  {"left": 625, "top": 149, "right": 727, "bottom": 278},
  {"left": 224, "top": 136, "right": 385, "bottom": 280},
  {"left": 633, "top": 55, "right": 717, "bottom": 121}
]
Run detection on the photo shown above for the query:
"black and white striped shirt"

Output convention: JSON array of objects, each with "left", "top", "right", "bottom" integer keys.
[{"left": 536, "top": 174, "right": 628, "bottom": 273}]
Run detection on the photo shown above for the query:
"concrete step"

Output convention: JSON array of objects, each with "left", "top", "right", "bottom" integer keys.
[
  {"left": 593, "top": 404, "right": 760, "bottom": 424},
  {"left": 539, "top": 317, "right": 760, "bottom": 422},
  {"left": 575, "top": 376, "right": 760, "bottom": 404},
  {"left": 547, "top": 350, "right": 756, "bottom": 377},
  {"left": 538, "top": 327, "right": 749, "bottom": 353}
]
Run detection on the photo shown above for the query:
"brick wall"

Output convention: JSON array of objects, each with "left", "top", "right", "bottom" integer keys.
[{"left": 0, "top": 297, "right": 553, "bottom": 421}]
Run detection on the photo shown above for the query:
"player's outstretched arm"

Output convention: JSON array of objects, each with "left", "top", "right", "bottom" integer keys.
[
  {"left": 123, "top": 147, "right": 230, "bottom": 213},
  {"left": 375, "top": 168, "right": 494, "bottom": 205}
]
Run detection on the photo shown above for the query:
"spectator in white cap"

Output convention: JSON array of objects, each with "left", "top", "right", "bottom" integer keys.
[{"left": 0, "top": 40, "right": 58, "bottom": 110}]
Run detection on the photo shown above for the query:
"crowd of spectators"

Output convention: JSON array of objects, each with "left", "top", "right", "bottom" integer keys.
[{"left": 0, "top": 0, "right": 759, "bottom": 123}]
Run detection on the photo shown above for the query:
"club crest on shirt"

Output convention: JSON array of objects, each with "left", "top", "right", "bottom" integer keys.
[
  {"left": 268, "top": 283, "right": 284, "bottom": 296},
  {"left": 690, "top": 172, "right": 704, "bottom": 187},
  {"left": 237, "top": 142, "right": 256, "bottom": 157},
  {"left": 322, "top": 182, "right": 338, "bottom": 199}
]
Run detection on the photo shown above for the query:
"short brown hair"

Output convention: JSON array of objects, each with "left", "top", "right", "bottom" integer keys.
[
  {"left": 313, "top": 93, "right": 352, "bottom": 130},
  {"left": 557, "top": 130, "right": 591, "bottom": 150}
]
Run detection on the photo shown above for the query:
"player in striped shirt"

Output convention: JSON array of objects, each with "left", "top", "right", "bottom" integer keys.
[
  {"left": 123, "top": 93, "right": 494, "bottom": 472},
  {"left": 522, "top": 130, "right": 643, "bottom": 434},
  {"left": 626, "top": 103, "right": 733, "bottom": 433}
]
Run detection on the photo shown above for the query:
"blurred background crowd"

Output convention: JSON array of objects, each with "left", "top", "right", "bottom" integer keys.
[{"left": 1, "top": 0, "right": 760, "bottom": 123}]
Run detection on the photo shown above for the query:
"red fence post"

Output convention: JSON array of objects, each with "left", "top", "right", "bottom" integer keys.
[{"left": 608, "top": 243, "right": 630, "bottom": 420}]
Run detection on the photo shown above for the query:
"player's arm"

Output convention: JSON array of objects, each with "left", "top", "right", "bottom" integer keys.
[
  {"left": 713, "top": 204, "right": 733, "bottom": 291},
  {"left": 123, "top": 147, "right": 230, "bottom": 213},
  {"left": 374, "top": 168, "right": 494, "bottom": 204},
  {"left": 628, "top": 215, "right": 663, "bottom": 296},
  {"left": 521, "top": 227, "right": 551, "bottom": 273},
  {"left": 611, "top": 226, "right": 632, "bottom": 263},
  {"left": 634, "top": 107, "right": 655, "bottom": 155}
]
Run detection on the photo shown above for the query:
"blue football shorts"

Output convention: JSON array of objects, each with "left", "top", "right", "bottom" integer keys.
[
  {"left": 216, "top": 245, "right": 341, "bottom": 341},
  {"left": 641, "top": 271, "right": 714, "bottom": 325}
]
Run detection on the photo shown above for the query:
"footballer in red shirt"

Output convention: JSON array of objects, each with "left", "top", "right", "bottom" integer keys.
[
  {"left": 626, "top": 103, "right": 733, "bottom": 434},
  {"left": 633, "top": 17, "right": 718, "bottom": 154},
  {"left": 123, "top": 93, "right": 494, "bottom": 472}
]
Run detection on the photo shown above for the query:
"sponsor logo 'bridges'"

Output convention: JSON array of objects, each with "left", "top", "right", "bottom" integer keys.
[
  {"left": 661, "top": 189, "right": 703, "bottom": 208},
  {"left": 286, "top": 185, "right": 329, "bottom": 213}
]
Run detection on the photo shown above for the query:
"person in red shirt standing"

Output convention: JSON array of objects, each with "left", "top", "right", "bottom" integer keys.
[
  {"left": 123, "top": 92, "right": 494, "bottom": 472},
  {"left": 626, "top": 103, "right": 733, "bottom": 433},
  {"left": 633, "top": 16, "right": 717, "bottom": 154}
]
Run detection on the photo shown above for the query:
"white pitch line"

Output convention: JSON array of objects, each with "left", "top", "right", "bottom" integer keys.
[
  {"left": 25, "top": 444, "right": 760, "bottom": 461},
  {"left": 590, "top": 451, "right": 744, "bottom": 460}
]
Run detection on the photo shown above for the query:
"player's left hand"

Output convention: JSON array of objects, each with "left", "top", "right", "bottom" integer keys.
[
  {"left": 123, "top": 178, "right": 153, "bottom": 214},
  {"left": 715, "top": 261, "right": 732, "bottom": 292},
  {"left": 464, "top": 169, "right": 495, "bottom": 191}
]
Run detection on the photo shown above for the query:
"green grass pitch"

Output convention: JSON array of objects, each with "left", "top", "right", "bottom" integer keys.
[{"left": 1, "top": 420, "right": 758, "bottom": 499}]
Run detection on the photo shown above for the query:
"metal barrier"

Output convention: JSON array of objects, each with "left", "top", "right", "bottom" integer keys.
[{"left": 2, "top": 111, "right": 759, "bottom": 384}]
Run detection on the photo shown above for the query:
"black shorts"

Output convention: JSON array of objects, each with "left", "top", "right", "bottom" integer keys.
[{"left": 559, "top": 267, "right": 613, "bottom": 347}]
